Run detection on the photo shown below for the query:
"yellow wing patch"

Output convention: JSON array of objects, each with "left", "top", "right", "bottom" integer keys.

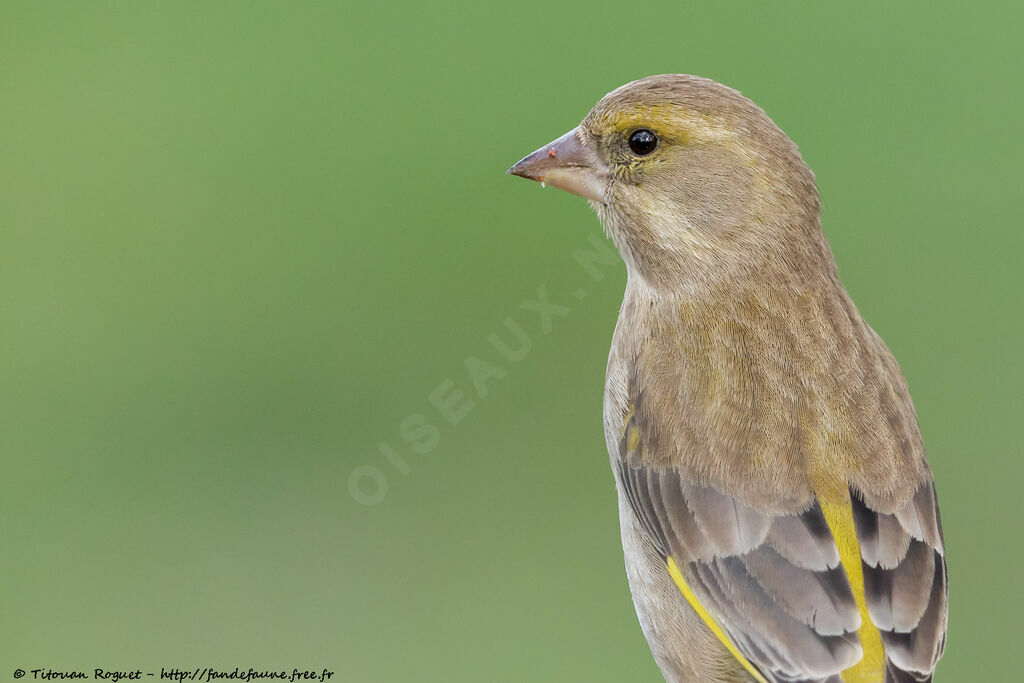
[
  {"left": 819, "top": 499, "right": 886, "bottom": 683},
  {"left": 665, "top": 499, "right": 887, "bottom": 683},
  {"left": 666, "top": 557, "right": 768, "bottom": 683}
]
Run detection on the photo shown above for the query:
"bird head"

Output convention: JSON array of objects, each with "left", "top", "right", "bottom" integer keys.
[{"left": 509, "top": 75, "right": 828, "bottom": 293}]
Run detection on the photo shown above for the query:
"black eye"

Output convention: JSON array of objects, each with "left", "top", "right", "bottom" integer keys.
[{"left": 628, "top": 129, "right": 658, "bottom": 156}]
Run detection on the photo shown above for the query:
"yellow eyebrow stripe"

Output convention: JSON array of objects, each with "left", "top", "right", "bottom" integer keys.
[{"left": 666, "top": 556, "right": 768, "bottom": 683}]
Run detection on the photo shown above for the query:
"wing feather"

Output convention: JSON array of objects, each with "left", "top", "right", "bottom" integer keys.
[
  {"left": 615, "top": 400, "right": 947, "bottom": 683},
  {"left": 618, "top": 463, "right": 864, "bottom": 682},
  {"left": 852, "top": 485, "right": 948, "bottom": 682}
]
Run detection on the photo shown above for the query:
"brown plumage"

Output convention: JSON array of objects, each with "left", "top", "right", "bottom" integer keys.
[{"left": 508, "top": 75, "right": 947, "bottom": 682}]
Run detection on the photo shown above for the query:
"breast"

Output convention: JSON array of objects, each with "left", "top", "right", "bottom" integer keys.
[{"left": 603, "top": 281, "right": 929, "bottom": 512}]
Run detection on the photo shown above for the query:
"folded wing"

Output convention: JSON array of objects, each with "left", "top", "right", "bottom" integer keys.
[
  {"left": 852, "top": 484, "right": 948, "bottom": 682},
  {"left": 617, "top": 456, "right": 863, "bottom": 683}
]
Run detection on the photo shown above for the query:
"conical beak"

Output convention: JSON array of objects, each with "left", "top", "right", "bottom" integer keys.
[{"left": 507, "top": 127, "right": 609, "bottom": 204}]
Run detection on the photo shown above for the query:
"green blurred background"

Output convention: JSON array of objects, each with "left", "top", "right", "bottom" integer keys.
[{"left": 2, "top": 2, "right": 1021, "bottom": 681}]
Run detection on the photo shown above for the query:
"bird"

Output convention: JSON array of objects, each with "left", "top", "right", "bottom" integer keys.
[{"left": 507, "top": 75, "right": 947, "bottom": 683}]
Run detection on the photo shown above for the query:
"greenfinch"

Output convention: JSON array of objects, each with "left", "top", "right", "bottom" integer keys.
[{"left": 508, "top": 75, "right": 947, "bottom": 683}]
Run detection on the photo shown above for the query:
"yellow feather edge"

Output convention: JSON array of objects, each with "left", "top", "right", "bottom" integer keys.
[
  {"left": 819, "top": 499, "right": 886, "bottom": 683},
  {"left": 665, "top": 497, "right": 887, "bottom": 683},
  {"left": 665, "top": 556, "right": 768, "bottom": 683}
]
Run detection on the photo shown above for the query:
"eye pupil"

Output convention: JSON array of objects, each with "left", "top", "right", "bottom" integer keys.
[{"left": 628, "top": 129, "right": 658, "bottom": 155}]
